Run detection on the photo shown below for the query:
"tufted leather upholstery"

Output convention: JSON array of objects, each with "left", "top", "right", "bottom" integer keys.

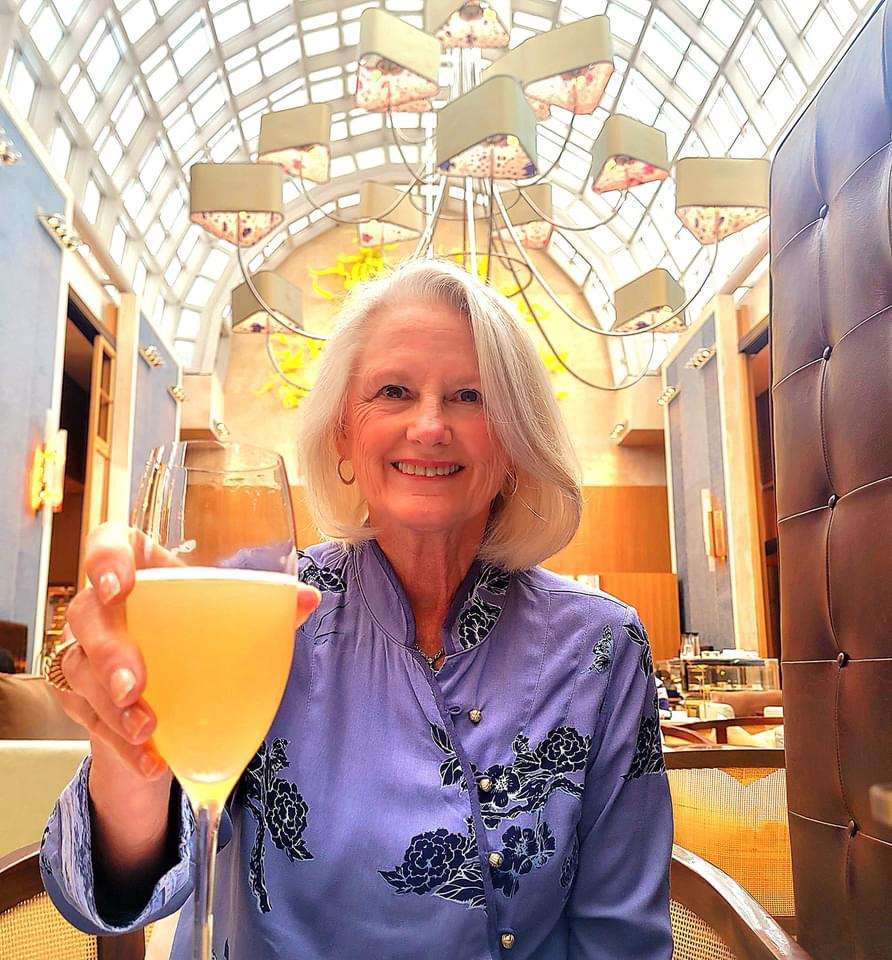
[{"left": 769, "top": 3, "right": 892, "bottom": 958}]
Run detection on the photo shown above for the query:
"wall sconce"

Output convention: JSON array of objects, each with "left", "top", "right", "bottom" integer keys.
[
  {"left": 168, "top": 385, "right": 186, "bottom": 403},
  {"left": 0, "top": 128, "right": 22, "bottom": 166},
  {"left": 657, "top": 385, "right": 679, "bottom": 406},
  {"left": 609, "top": 421, "right": 628, "bottom": 441},
  {"left": 213, "top": 420, "right": 231, "bottom": 440},
  {"left": 139, "top": 344, "right": 165, "bottom": 367},
  {"left": 30, "top": 430, "right": 68, "bottom": 513},
  {"left": 701, "top": 488, "right": 727, "bottom": 572},
  {"left": 37, "top": 213, "right": 83, "bottom": 251},
  {"left": 685, "top": 346, "right": 716, "bottom": 369}
]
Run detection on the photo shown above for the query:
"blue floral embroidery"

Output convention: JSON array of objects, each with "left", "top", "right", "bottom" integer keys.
[
  {"left": 298, "top": 549, "right": 347, "bottom": 593},
  {"left": 212, "top": 940, "right": 230, "bottom": 960},
  {"left": 239, "top": 738, "right": 313, "bottom": 913},
  {"left": 624, "top": 691, "right": 665, "bottom": 781},
  {"left": 625, "top": 617, "right": 654, "bottom": 678},
  {"left": 490, "top": 821, "right": 556, "bottom": 898},
  {"left": 590, "top": 625, "right": 613, "bottom": 674},
  {"left": 560, "top": 834, "right": 579, "bottom": 889},
  {"left": 380, "top": 819, "right": 486, "bottom": 910},
  {"left": 453, "top": 563, "right": 511, "bottom": 651},
  {"left": 431, "top": 723, "right": 591, "bottom": 829}
]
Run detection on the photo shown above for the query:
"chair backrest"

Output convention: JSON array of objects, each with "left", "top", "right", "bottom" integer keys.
[
  {"left": 0, "top": 843, "right": 145, "bottom": 960},
  {"left": 670, "top": 845, "right": 810, "bottom": 960},
  {"left": 666, "top": 748, "right": 794, "bottom": 925},
  {"left": 769, "top": 2, "right": 892, "bottom": 956}
]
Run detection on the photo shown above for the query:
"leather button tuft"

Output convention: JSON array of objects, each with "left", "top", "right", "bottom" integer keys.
[
  {"left": 822, "top": 345, "right": 832, "bottom": 361},
  {"left": 837, "top": 651, "right": 849, "bottom": 667},
  {"left": 478, "top": 777, "right": 494, "bottom": 793},
  {"left": 848, "top": 819, "right": 858, "bottom": 837},
  {"left": 488, "top": 851, "right": 504, "bottom": 868},
  {"left": 500, "top": 932, "right": 516, "bottom": 950},
  {"left": 819, "top": 203, "right": 829, "bottom": 218},
  {"left": 828, "top": 494, "right": 838, "bottom": 508},
  {"left": 468, "top": 708, "right": 483, "bottom": 724}
]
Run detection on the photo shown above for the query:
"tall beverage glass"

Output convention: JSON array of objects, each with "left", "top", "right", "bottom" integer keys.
[{"left": 129, "top": 441, "right": 303, "bottom": 960}]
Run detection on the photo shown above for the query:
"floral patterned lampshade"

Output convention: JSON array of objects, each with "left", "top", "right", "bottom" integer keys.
[
  {"left": 437, "top": 76, "right": 538, "bottom": 180},
  {"left": 257, "top": 104, "right": 331, "bottom": 184},
  {"left": 357, "top": 182, "right": 424, "bottom": 246},
  {"left": 189, "top": 162, "right": 283, "bottom": 246},
  {"left": 483, "top": 17, "right": 614, "bottom": 119},
  {"left": 231, "top": 271, "right": 303, "bottom": 333},
  {"left": 356, "top": 9, "right": 440, "bottom": 113},
  {"left": 496, "top": 184, "right": 554, "bottom": 249},
  {"left": 426, "top": 0, "right": 511, "bottom": 49},
  {"left": 590, "top": 115, "right": 670, "bottom": 194},
  {"left": 675, "top": 157, "right": 770, "bottom": 243},
  {"left": 612, "top": 268, "right": 686, "bottom": 334}
]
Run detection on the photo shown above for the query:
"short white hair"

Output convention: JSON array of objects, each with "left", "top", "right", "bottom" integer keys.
[{"left": 296, "top": 257, "right": 582, "bottom": 571}]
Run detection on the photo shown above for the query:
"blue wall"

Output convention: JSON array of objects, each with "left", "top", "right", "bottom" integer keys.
[
  {"left": 666, "top": 315, "right": 735, "bottom": 648},
  {"left": 129, "top": 315, "right": 180, "bottom": 515},
  {"left": 0, "top": 106, "right": 66, "bottom": 652}
]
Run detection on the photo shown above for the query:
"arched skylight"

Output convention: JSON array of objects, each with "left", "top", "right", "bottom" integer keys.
[{"left": 1, "top": 0, "right": 878, "bottom": 376}]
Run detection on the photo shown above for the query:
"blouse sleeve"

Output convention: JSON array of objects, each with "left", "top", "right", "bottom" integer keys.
[
  {"left": 39, "top": 755, "right": 233, "bottom": 935},
  {"left": 564, "top": 606, "right": 673, "bottom": 959}
]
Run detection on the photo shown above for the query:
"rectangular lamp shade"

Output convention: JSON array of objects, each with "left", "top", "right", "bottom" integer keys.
[
  {"left": 484, "top": 16, "right": 614, "bottom": 117},
  {"left": 675, "top": 157, "right": 770, "bottom": 243},
  {"left": 190, "top": 162, "right": 284, "bottom": 246},
  {"left": 426, "top": 0, "right": 511, "bottom": 49},
  {"left": 437, "top": 76, "right": 538, "bottom": 180},
  {"left": 356, "top": 9, "right": 440, "bottom": 112},
  {"left": 358, "top": 182, "right": 424, "bottom": 246},
  {"left": 590, "top": 114, "right": 670, "bottom": 193},
  {"left": 496, "top": 184, "right": 554, "bottom": 249},
  {"left": 258, "top": 104, "right": 331, "bottom": 183},
  {"left": 231, "top": 271, "right": 303, "bottom": 333},
  {"left": 613, "top": 268, "right": 686, "bottom": 334}
]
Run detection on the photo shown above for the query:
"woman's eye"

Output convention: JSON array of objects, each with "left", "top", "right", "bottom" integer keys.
[
  {"left": 457, "top": 389, "right": 482, "bottom": 403},
  {"left": 379, "top": 385, "right": 407, "bottom": 400}
]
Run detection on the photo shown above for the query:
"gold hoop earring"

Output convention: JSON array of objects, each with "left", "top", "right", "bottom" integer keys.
[{"left": 337, "top": 457, "right": 356, "bottom": 485}]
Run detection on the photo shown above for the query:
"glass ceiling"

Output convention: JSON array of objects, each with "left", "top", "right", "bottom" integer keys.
[{"left": 1, "top": 0, "right": 878, "bottom": 377}]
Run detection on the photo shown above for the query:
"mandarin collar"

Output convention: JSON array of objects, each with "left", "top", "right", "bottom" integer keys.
[{"left": 354, "top": 539, "right": 512, "bottom": 654}]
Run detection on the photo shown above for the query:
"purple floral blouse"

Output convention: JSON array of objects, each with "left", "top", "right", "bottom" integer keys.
[{"left": 40, "top": 539, "right": 673, "bottom": 959}]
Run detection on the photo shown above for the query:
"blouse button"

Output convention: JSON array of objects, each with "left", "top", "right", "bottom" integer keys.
[
  {"left": 478, "top": 777, "right": 494, "bottom": 793},
  {"left": 468, "top": 708, "right": 483, "bottom": 724},
  {"left": 488, "top": 851, "right": 504, "bottom": 868},
  {"left": 500, "top": 932, "right": 516, "bottom": 950}
]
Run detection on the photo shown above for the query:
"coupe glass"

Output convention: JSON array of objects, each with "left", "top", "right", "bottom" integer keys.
[{"left": 129, "top": 441, "right": 303, "bottom": 960}]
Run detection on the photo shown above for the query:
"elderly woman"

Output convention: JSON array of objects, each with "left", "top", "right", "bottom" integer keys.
[{"left": 40, "top": 259, "right": 672, "bottom": 959}]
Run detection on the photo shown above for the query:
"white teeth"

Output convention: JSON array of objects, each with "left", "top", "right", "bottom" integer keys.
[{"left": 394, "top": 461, "right": 462, "bottom": 477}]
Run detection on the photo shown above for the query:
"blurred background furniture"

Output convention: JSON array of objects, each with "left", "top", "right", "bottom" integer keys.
[
  {"left": 0, "top": 842, "right": 146, "bottom": 959},
  {"left": 670, "top": 845, "right": 810, "bottom": 960},
  {"left": 707, "top": 690, "right": 783, "bottom": 717},
  {"left": 0, "top": 620, "right": 28, "bottom": 674},
  {"left": 769, "top": 2, "right": 892, "bottom": 957},
  {"left": 663, "top": 717, "right": 783, "bottom": 749},
  {"left": 665, "top": 748, "right": 795, "bottom": 934}
]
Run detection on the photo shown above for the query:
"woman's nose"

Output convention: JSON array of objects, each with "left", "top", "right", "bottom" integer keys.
[{"left": 406, "top": 401, "right": 452, "bottom": 445}]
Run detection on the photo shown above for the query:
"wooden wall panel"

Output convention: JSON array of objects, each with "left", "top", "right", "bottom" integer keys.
[{"left": 597, "top": 572, "right": 681, "bottom": 662}]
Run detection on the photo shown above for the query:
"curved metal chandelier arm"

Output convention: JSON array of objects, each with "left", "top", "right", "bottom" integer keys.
[
  {"left": 294, "top": 166, "right": 431, "bottom": 227},
  {"left": 234, "top": 219, "right": 327, "bottom": 343},
  {"left": 494, "top": 188, "right": 720, "bottom": 338},
  {"left": 514, "top": 112, "right": 577, "bottom": 189},
  {"left": 385, "top": 107, "right": 443, "bottom": 185},
  {"left": 409, "top": 174, "right": 448, "bottom": 259},
  {"left": 490, "top": 222, "right": 657, "bottom": 392},
  {"left": 516, "top": 185, "right": 627, "bottom": 233}
]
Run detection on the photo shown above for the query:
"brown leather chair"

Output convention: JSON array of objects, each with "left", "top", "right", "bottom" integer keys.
[
  {"left": 0, "top": 843, "right": 145, "bottom": 959},
  {"left": 769, "top": 2, "right": 892, "bottom": 957}
]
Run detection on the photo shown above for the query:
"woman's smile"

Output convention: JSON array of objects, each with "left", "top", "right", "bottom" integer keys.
[{"left": 390, "top": 459, "right": 466, "bottom": 479}]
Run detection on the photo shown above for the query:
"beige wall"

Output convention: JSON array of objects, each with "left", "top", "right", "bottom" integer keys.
[{"left": 222, "top": 222, "right": 666, "bottom": 487}]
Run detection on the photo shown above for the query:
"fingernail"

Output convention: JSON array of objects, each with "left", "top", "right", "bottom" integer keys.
[
  {"left": 139, "top": 750, "right": 165, "bottom": 778},
  {"left": 109, "top": 667, "right": 136, "bottom": 707},
  {"left": 122, "top": 706, "right": 152, "bottom": 743},
  {"left": 98, "top": 571, "right": 121, "bottom": 605}
]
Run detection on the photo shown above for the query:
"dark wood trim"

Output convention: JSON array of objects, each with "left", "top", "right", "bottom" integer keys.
[
  {"left": 0, "top": 843, "right": 145, "bottom": 958},
  {"left": 661, "top": 723, "right": 716, "bottom": 745},
  {"left": 673, "top": 716, "right": 784, "bottom": 744},
  {"left": 671, "top": 845, "right": 811, "bottom": 959},
  {"left": 665, "top": 747, "right": 785, "bottom": 769}
]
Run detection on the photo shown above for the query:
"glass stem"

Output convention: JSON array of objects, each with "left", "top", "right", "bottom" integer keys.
[{"left": 193, "top": 800, "right": 221, "bottom": 960}]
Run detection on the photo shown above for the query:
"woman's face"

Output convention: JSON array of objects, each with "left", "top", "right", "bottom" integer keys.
[{"left": 337, "top": 297, "right": 508, "bottom": 540}]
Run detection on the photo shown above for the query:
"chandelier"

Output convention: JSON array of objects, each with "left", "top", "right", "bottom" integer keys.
[{"left": 188, "top": 4, "right": 770, "bottom": 393}]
